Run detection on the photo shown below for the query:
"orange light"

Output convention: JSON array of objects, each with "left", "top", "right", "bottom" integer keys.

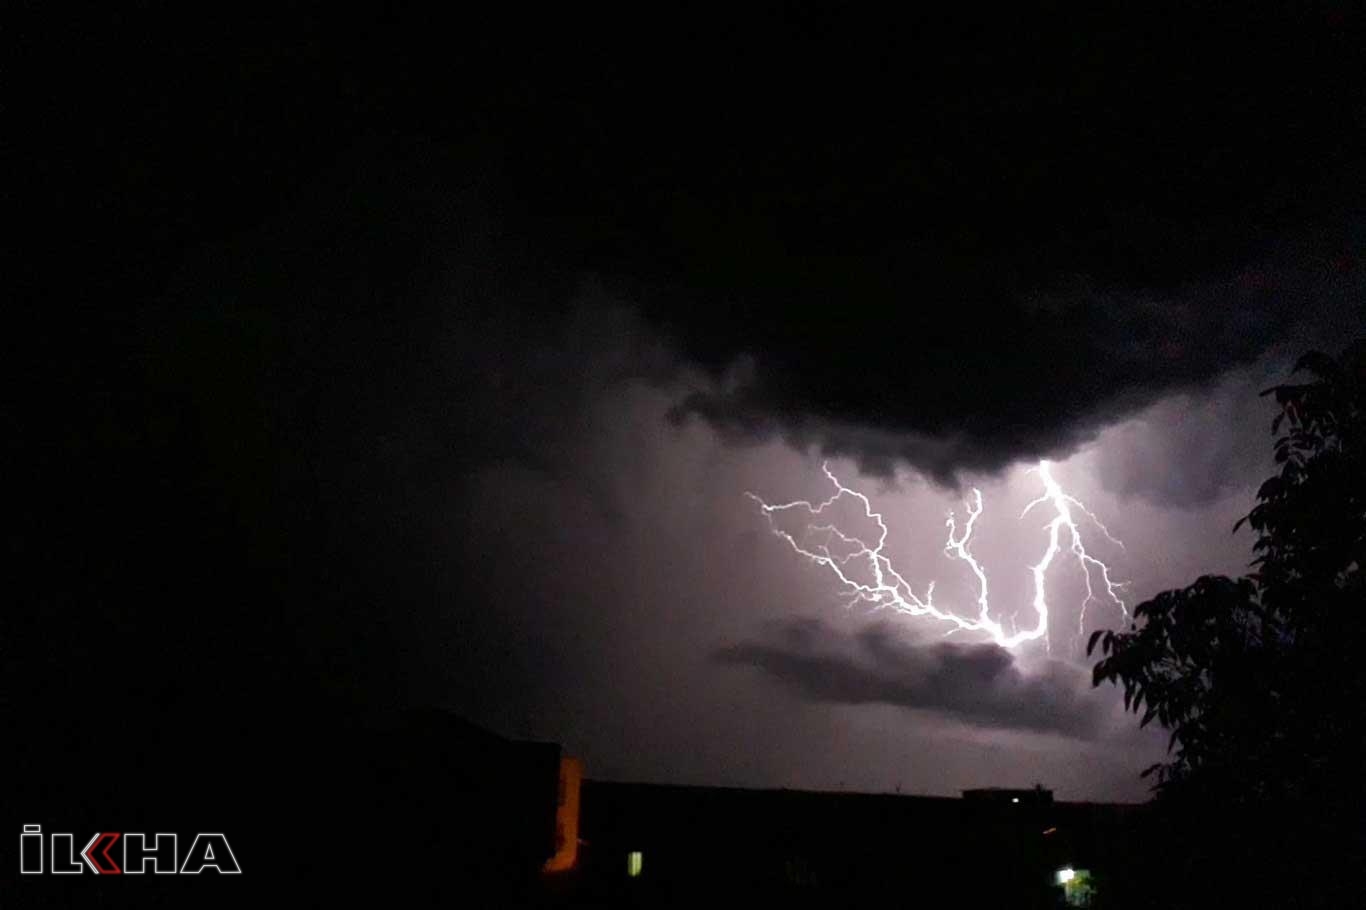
[{"left": 543, "top": 757, "right": 583, "bottom": 873}]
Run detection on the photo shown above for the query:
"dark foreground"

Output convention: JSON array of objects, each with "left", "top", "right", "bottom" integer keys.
[{"left": 9, "top": 706, "right": 1358, "bottom": 908}]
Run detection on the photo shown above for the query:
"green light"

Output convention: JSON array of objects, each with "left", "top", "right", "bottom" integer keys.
[{"left": 627, "top": 851, "right": 643, "bottom": 878}]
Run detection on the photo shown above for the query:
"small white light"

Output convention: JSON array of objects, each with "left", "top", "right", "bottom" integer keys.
[
  {"left": 1011, "top": 797, "right": 1020, "bottom": 803},
  {"left": 1056, "top": 866, "right": 1076, "bottom": 885}
]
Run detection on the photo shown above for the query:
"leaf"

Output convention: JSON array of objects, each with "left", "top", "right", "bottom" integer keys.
[{"left": 1257, "top": 477, "right": 1283, "bottom": 500}]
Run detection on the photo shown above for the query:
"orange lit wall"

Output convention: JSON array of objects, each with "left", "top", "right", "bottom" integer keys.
[{"left": 543, "top": 756, "right": 582, "bottom": 872}]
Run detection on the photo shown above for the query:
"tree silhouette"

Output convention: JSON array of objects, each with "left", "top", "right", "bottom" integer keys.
[{"left": 1088, "top": 339, "right": 1365, "bottom": 902}]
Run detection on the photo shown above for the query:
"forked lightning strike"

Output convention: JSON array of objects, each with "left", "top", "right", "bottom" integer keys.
[{"left": 747, "top": 461, "right": 1127, "bottom": 651}]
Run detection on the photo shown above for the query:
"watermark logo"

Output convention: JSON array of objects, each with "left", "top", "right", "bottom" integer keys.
[{"left": 20, "top": 826, "right": 240, "bottom": 875}]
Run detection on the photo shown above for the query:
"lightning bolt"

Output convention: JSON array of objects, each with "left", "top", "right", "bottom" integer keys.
[{"left": 747, "top": 461, "right": 1126, "bottom": 652}]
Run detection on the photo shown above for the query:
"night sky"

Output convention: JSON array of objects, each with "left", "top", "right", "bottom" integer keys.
[{"left": 10, "top": 7, "right": 1366, "bottom": 803}]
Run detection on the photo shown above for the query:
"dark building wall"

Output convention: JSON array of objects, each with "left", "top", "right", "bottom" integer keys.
[{"left": 574, "top": 780, "right": 1146, "bottom": 906}]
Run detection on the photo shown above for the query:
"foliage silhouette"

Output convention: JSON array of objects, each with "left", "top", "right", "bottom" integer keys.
[
  {"left": 1090, "top": 341, "right": 1365, "bottom": 793},
  {"left": 1088, "top": 339, "right": 1365, "bottom": 903}
]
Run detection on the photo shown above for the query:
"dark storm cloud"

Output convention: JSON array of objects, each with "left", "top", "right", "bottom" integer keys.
[
  {"left": 159, "top": 138, "right": 680, "bottom": 485},
  {"left": 716, "top": 620, "right": 1107, "bottom": 738},
  {"left": 534, "top": 13, "right": 1366, "bottom": 486},
  {"left": 665, "top": 231, "right": 1365, "bottom": 487},
  {"left": 24, "top": 6, "right": 1364, "bottom": 489}
]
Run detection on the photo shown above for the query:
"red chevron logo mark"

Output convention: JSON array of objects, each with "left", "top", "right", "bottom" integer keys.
[{"left": 81, "top": 832, "right": 122, "bottom": 874}]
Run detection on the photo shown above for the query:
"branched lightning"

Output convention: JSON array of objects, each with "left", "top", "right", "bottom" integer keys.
[{"left": 747, "top": 461, "right": 1127, "bottom": 652}]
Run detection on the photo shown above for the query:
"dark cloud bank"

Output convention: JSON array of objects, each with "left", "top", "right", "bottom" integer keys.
[
  {"left": 717, "top": 621, "right": 1107, "bottom": 739},
  {"left": 19, "top": 7, "right": 1365, "bottom": 490}
]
